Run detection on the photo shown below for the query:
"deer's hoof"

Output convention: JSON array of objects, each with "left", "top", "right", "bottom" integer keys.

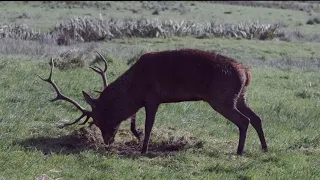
[{"left": 138, "top": 131, "right": 143, "bottom": 139}]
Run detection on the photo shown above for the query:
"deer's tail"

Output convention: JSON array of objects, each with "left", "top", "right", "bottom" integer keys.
[{"left": 245, "top": 68, "right": 252, "bottom": 87}]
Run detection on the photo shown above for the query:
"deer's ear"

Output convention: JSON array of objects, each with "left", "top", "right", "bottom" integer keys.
[{"left": 82, "top": 91, "right": 97, "bottom": 108}]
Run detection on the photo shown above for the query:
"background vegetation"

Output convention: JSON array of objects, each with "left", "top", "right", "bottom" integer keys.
[{"left": 0, "top": 1, "right": 319, "bottom": 179}]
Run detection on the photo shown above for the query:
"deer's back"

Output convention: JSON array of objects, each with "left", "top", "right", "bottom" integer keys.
[{"left": 131, "top": 49, "right": 249, "bottom": 103}]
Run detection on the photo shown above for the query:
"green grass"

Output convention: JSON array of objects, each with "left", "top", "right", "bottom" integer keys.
[
  {"left": 2, "top": 36, "right": 319, "bottom": 71},
  {"left": 109, "top": 37, "right": 320, "bottom": 60},
  {"left": 1, "top": 1, "right": 320, "bottom": 179},
  {"left": 0, "top": 56, "right": 319, "bottom": 179},
  {"left": 1, "top": 1, "right": 319, "bottom": 36}
]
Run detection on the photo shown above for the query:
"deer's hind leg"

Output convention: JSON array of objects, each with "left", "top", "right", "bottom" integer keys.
[
  {"left": 207, "top": 94, "right": 250, "bottom": 155},
  {"left": 236, "top": 93, "right": 268, "bottom": 152}
]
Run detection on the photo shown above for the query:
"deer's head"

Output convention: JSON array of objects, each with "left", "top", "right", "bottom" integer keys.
[
  {"left": 82, "top": 91, "right": 120, "bottom": 144},
  {"left": 38, "top": 52, "right": 118, "bottom": 145}
]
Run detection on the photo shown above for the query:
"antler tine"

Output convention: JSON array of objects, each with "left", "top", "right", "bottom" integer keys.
[
  {"left": 93, "top": 90, "right": 103, "bottom": 93},
  {"left": 78, "top": 116, "right": 91, "bottom": 125},
  {"left": 96, "top": 51, "right": 108, "bottom": 72},
  {"left": 38, "top": 58, "right": 86, "bottom": 111},
  {"left": 36, "top": 58, "right": 54, "bottom": 82},
  {"left": 90, "top": 51, "right": 108, "bottom": 88},
  {"left": 89, "top": 66, "right": 107, "bottom": 88},
  {"left": 89, "top": 66, "right": 103, "bottom": 74},
  {"left": 57, "top": 114, "right": 86, "bottom": 128},
  {"left": 38, "top": 58, "right": 92, "bottom": 127}
]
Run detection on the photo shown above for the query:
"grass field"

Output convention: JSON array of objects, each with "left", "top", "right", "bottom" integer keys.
[{"left": 0, "top": 1, "right": 320, "bottom": 180}]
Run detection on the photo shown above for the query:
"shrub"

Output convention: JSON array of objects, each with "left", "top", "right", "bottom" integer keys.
[
  {"left": 1, "top": 17, "right": 282, "bottom": 43},
  {"left": 306, "top": 16, "right": 320, "bottom": 25},
  {"left": 52, "top": 49, "right": 89, "bottom": 70}
]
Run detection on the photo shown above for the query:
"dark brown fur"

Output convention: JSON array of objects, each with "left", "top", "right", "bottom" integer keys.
[{"left": 83, "top": 49, "right": 268, "bottom": 155}]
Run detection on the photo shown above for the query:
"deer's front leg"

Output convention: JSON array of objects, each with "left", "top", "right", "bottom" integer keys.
[
  {"left": 141, "top": 103, "right": 159, "bottom": 154},
  {"left": 130, "top": 113, "right": 143, "bottom": 141}
]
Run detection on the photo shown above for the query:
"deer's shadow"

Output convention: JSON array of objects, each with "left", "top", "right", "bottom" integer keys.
[{"left": 15, "top": 128, "right": 204, "bottom": 158}]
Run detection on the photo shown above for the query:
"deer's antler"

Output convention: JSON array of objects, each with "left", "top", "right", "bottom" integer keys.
[
  {"left": 90, "top": 51, "right": 108, "bottom": 88},
  {"left": 38, "top": 58, "right": 92, "bottom": 127}
]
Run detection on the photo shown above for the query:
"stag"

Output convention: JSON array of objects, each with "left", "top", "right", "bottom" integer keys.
[{"left": 39, "top": 49, "right": 268, "bottom": 155}]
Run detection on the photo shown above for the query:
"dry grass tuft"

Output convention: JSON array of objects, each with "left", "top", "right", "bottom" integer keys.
[{"left": 1, "top": 17, "right": 281, "bottom": 44}]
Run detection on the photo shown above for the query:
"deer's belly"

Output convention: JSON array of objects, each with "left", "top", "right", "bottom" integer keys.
[{"left": 159, "top": 93, "right": 203, "bottom": 103}]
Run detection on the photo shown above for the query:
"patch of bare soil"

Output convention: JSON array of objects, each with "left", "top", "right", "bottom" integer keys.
[{"left": 17, "top": 126, "right": 204, "bottom": 158}]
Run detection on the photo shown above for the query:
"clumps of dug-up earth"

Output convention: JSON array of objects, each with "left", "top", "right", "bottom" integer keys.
[{"left": 70, "top": 125, "right": 204, "bottom": 157}]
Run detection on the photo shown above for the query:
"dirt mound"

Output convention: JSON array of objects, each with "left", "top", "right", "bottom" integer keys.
[
  {"left": 73, "top": 126, "right": 204, "bottom": 157},
  {"left": 18, "top": 126, "right": 204, "bottom": 157}
]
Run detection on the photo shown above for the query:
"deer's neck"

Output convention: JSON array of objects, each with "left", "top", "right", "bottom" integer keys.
[{"left": 99, "top": 69, "right": 142, "bottom": 123}]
